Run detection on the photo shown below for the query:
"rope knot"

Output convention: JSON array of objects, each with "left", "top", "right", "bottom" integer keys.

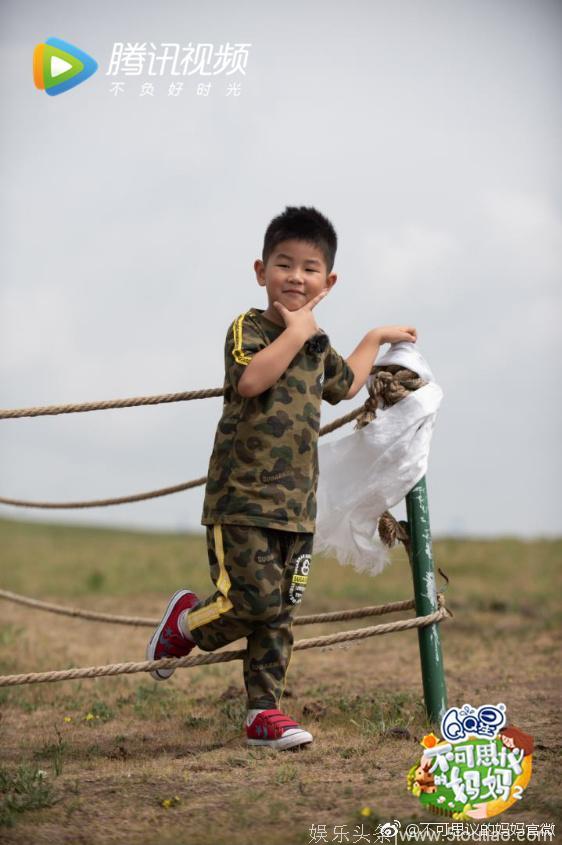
[
  {"left": 355, "top": 365, "right": 427, "bottom": 430},
  {"left": 378, "top": 511, "right": 410, "bottom": 549}
]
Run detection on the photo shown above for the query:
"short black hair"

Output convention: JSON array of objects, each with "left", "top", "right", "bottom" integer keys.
[{"left": 262, "top": 206, "right": 337, "bottom": 272}]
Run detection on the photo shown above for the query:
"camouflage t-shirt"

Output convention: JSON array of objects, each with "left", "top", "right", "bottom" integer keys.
[{"left": 201, "top": 307, "right": 355, "bottom": 533}]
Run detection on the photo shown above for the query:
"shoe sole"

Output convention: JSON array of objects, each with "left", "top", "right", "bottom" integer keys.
[
  {"left": 146, "top": 589, "right": 194, "bottom": 681},
  {"left": 247, "top": 732, "right": 313, "bottom": 751}
]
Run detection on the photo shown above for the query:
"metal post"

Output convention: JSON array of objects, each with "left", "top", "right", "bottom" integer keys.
[{"left": 405, "top": 475, "right": 447, "bottom": 726}]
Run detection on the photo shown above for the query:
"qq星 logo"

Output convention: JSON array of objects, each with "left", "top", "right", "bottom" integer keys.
[
  {"left": 33, "top": 38, "right": 98, "bottom": 96},
  {"left": 407, "top": 702, "right": 534, "bottom": 820}
]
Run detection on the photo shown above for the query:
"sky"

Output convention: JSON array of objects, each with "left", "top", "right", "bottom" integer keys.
[{"left": 1, "top": 0, "right": 561, "bottom": 540}]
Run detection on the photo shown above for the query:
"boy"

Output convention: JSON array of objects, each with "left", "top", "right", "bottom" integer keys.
[{"left": 147, "top": 206, "right": 416, "bottom": 750}]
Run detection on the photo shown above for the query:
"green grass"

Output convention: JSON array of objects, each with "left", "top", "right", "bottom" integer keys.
[
  {"left": 132, "top": 682, "right": 183, "bottom": 719},
  {"left": 0, "top": 765, "right": 58, "bottom": 828},
  {"left": 34, "top": 726, "right": 67, "bottom": 776},
  {"left": 336, "top": 690, "right": 428, "bottom": 736},
  {"left": 0, "top": 517, "right": 561, "bottom": 842},
  {"left": 1, "top": 517, "right": 560, "bottom": 615},
  {"left": 0, "top": 518, "right": 209, "bottom": 598}
]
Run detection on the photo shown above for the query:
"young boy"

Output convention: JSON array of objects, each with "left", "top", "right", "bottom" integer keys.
[{"left": 147, "top": 206, "right": 416, "bottom": 750}]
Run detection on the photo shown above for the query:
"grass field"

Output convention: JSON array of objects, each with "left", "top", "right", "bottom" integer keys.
[{"left": 0, "top": 517, "right": 561, "bottom": 844}]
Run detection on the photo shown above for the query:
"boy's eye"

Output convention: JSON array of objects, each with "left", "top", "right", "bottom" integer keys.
[{"left": 277, "top": 264, "right": 290, "bottom": 268}]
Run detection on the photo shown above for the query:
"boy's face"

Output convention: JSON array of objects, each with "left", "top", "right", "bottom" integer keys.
[{"left": 254, "top": 239, "right": 337, "bottom": 323}]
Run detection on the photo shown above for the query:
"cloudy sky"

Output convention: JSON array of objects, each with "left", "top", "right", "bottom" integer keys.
[{"left": 1, "top": 0, "right": 560, "bottom": 539}]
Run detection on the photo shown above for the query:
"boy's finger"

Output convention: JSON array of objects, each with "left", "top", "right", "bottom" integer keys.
[
  {"left": 273, "top": 301, "right": 290, "bottom": 319},
  {"left": 306, "top": 290, "right": 328, "bottom": 310}
]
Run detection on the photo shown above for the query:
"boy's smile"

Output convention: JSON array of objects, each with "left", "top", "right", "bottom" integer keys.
[{"left": 254, "top": 239, "right": 337, "bottom": 326}]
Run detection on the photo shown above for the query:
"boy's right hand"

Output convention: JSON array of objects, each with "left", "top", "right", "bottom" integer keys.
[
  {"left": 272, "top": 290, "right": 329, "bottom": 342},
  {"left": 373, "top": 325, "right": 417, "bottom": 345},
  {"left": 238, "top": 290, "right": 330, "bottom": 398}
]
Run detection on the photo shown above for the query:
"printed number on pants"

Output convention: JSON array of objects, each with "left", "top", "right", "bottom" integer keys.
[{"left": 289, "top": 554, "right": 311, "bottom": 605}]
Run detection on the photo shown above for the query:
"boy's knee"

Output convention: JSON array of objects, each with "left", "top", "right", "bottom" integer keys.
[{"left": 234, "top": 588, "right": 284, "bottom": 625}]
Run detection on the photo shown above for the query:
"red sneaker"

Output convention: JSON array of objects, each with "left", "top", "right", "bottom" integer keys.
[
  {"left": 146, "top": 590, "right": 199, "bottom": 681},
  {"left": 246, "top": 709, "right": 313, "bottom": 751}
]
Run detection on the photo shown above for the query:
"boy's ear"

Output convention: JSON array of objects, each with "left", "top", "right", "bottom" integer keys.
[
  {"left": 325, "top": 272, "right": 337, "bottom": 291},
  {"left": 254, "top": 259, "right": 266, "bottom": 286}
]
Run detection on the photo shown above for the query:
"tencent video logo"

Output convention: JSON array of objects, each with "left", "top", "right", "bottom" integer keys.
[{"left": 33, "top": 38, "right": 98, "bottom": 96}]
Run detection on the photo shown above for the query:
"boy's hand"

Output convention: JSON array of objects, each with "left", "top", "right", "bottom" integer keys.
[
  {"left": 344, "top": 324, "right": 418, "bottom": 400},
  {"left": 272, "top": 290, "right": 329, "bottom": 342},
  {"left": 237, "top": 290, "right": 330, "bottom": 398},
  {"left": 372, "top": 325, "right": 417, "bottom": 345}
]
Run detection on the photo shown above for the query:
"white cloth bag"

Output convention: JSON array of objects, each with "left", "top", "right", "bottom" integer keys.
[{"left": 314, "top": 342, "right": 443, "bottom": 575}]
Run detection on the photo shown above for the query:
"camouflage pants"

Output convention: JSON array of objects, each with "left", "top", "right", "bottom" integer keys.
[{"left": 188, "top": 524, "right": 313, "bottom": 710}]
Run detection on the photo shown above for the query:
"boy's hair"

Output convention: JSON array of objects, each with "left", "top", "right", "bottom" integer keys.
[{"left": 262, "top": 206, "right": 337, "bottom": 272}]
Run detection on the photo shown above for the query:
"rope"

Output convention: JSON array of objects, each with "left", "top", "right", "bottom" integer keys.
[
  {"left": 0, "top": 406, "right": 364, "bottom": 510},
  {"left": 0, "top": 366, "right": 451, "bottom": 689},
  {"left": 355, "top": 366, "right": 427, "bottom": 429},
  {"left": 0, "top": 388, "right": 224, "bottom": 420},
  {"left": 0, "top": 602, "right": 450, "bottom": 688},
  {"left": 0, "top": 588, "right": 416, "bottom": 627},
  {"left": 0, "top": 366, "right": 417, "bottom": 424},
  {"left": 354, "top": 366, "right": 427, "bottom": 552},
  {"left": 0, "top": 369, "right": 418, "bottom": 511},
  {"left": 378, "top": 511, "right": 410, "bottom": 549},
  {"left": 318, "top": 405, "right": 364, "bottom": 436},
  {"left": 0, "top": 478, "right": 207, "bottom": 510}
]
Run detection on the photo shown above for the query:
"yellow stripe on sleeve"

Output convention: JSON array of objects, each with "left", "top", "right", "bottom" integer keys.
[{"left": 232, "top": 312, "right": 253, "bottom": 366}]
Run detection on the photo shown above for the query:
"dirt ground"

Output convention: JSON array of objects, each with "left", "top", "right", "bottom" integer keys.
[{"left": 0, "top": 522, "right": 560, "bottom": 844}]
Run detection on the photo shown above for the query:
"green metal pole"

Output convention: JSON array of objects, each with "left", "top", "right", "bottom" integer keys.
[{"left": 405, "top": 475, "right": 447, "bottom": 726}]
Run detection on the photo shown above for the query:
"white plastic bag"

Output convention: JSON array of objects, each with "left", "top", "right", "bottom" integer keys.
[{"left": 314, "top": 343, "right": 443, "bottom": 575}]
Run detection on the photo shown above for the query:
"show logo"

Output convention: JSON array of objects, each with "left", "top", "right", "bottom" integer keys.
[{"left": 407, "top": 703, "right": 533, "bottom": 820}]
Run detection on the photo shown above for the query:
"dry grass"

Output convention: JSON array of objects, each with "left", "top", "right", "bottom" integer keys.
[{"left": 0, "top": 517, "right": 561, "bottom": 844}]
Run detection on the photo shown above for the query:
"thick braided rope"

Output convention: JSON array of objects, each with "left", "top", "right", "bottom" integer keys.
[
  {"left": 0, "top": 588, "right": 415, "bottom": 627},
  {"left": 378, "top": 511, "right": 410, "bottom": 549},
  {"left": 0, "top": 406, "right": 364, "bottom": 510},
  {"left": 0, "top": 388, "right": 224, "bottom": 420},
  {"left": 355, "top": 366, "right": 427, "bottom": 430},
  {"left": 0, "top": 390, "right": 365, "bottom": 425},
  {"left": 353, "top": 364, "right": 427, "bottom": 550},
  {"left": 0, "top": 478, "right": 208, "bottom": 510},
  {"left": 0, "top": 604, "right": 449, "bottom": 688},
  {"left": 318, "top": 405, "right": 364, "bottom": 435}
]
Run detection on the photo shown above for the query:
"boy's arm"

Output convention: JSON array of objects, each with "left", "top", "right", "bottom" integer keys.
[
  {"left": 344, "top": 326, "right": 418, "bottom": 400},
  {"left": 238, "top": 292, "right": 327, "bottom": 398},
  {"left": 238, "top": 326, "right": 309, "bottom": 397}
]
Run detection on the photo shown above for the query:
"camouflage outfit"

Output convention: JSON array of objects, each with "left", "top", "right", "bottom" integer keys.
[{"left": 189, "top": 308, "right": 354, "bottom": 708}]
